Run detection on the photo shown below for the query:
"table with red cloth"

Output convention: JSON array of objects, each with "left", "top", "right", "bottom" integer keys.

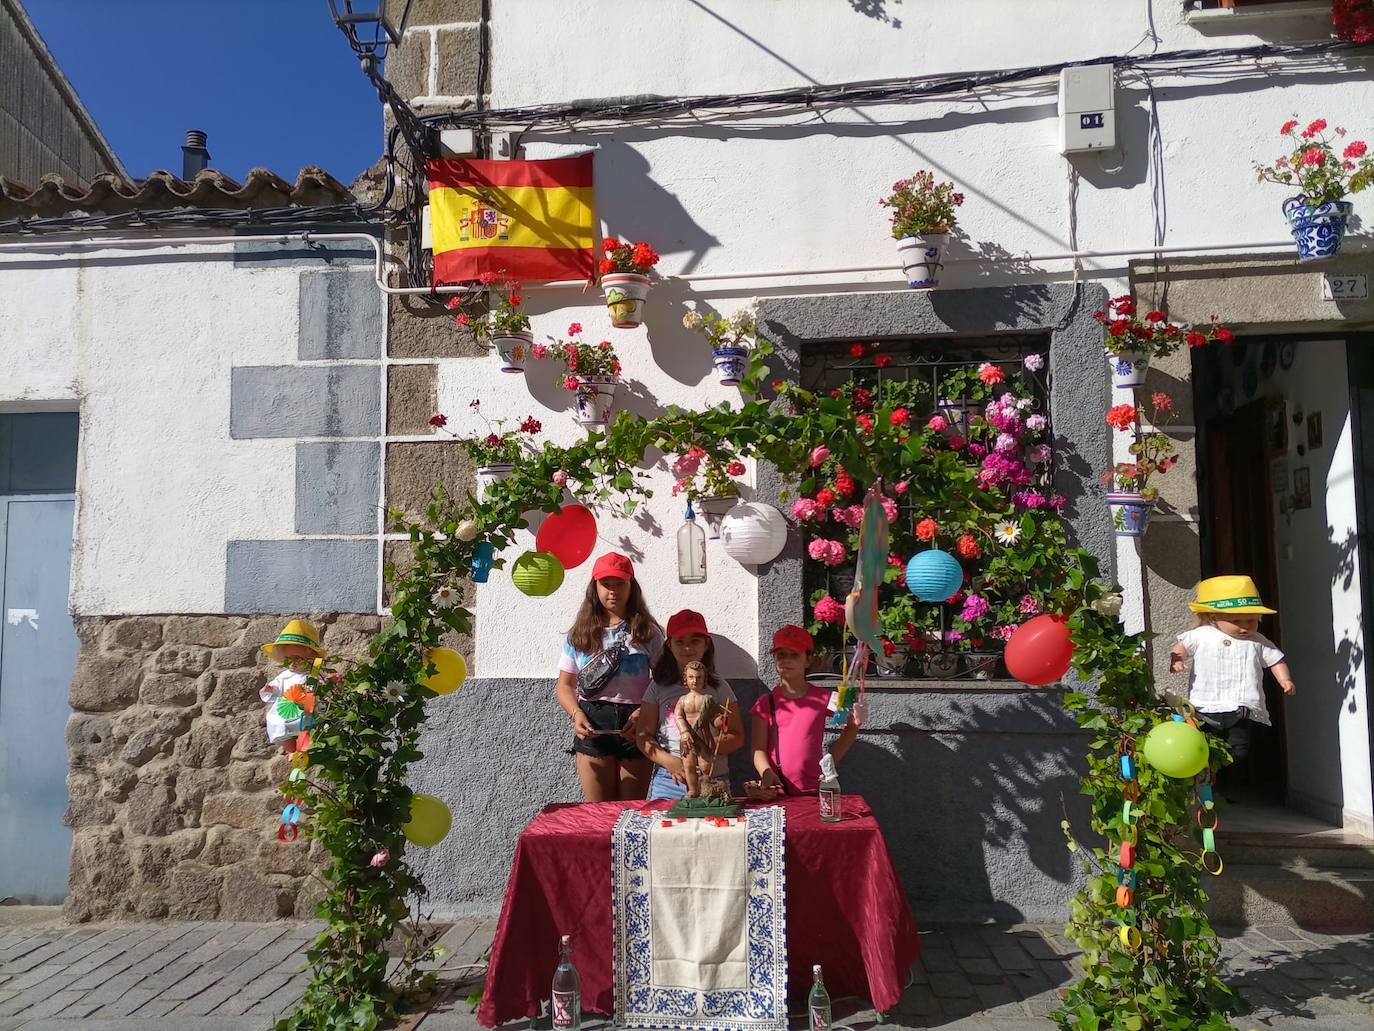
[{"left": 477, "top": 794, "right": 920, "bottom": 1028}]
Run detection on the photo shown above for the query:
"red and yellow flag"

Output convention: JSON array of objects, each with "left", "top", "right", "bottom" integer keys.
[{"left": 428, "top": 155, "right": 596, "bottom": 283}]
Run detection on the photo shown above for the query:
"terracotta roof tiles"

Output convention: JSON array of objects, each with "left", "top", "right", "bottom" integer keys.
[{"left": 0, "top": 166, "right": 354, "bottom": 219}]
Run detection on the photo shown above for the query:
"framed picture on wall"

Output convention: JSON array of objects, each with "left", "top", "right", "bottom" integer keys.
[
  {"left": 1307, "top": 411, "right": 1323, "bottom": 450},
  {"left": 1293, "top": 466, "right": 1312, "bottom": 510},
  {"left": 1264, "top": 398, "right": 1288, "bottom": 455}
]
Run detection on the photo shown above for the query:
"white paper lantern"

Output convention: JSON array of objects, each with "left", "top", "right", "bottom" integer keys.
[{"left": 720, "top": 502, "right": 788, "bottom": 566}]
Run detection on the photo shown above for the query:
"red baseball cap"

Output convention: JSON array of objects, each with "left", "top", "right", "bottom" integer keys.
[
  {"left": 591, "top": 552, "right": 634, "bottom": 582},
  {"left": 666, "top": 609, "right": 709, "bottom": 640},
  {"left": 771, "top": 624, "right": 814, "bottom": 654}
]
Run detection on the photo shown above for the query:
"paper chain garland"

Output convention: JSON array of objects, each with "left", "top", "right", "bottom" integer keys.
[
  {"left": 1114, "top": 712, "right": 1223, "bottom": 952},
  {"left": 277, "top": 683, "right": 317, "bottom": 843}
]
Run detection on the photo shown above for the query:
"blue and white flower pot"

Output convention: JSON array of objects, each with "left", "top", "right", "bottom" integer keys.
[
  {"left": 574, "top": 375, "right": 618, "bottom": 429},
  {"left": 897, "top": 233, "right": 948, "bottom": 290},
  {"left": 491, "top": 331, "right": 532, "bottom": 374},
  {"left": 1108, "top": 349, "right": 1149, "bottom": 389},
  {"left": 1106, "top": 492, "right": 1154, "bottom": 537},
  {"left": 712, "top": 346, "right": 750, "bottom": 386},
  {"left": 1283, "top": 196, "right": 1354, "bottom": 262}
]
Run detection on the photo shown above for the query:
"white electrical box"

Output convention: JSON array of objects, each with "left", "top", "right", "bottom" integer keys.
[
  {"left": 1059, "top": 64, "right": 1115, "bottom": 154},
  {"left": 436, "top": 129, "right": 476, "bottom": 157}
]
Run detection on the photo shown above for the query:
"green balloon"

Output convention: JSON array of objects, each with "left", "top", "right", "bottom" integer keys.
[{"left": 1141, "top": 721, "right": 1210, "bottom": 779}]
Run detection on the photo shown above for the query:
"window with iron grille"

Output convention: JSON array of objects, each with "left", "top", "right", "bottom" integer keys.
[{"left": 798, "top": 334, "right": 1056, "bottom": 684}]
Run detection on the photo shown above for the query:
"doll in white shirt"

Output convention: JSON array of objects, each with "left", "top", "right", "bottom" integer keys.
[
  {"left": 1169, "top": 576, "right": 1296, "bottom": 769},
  {"left": 259, "top": 619, "right": 325, "bottom": 754}
]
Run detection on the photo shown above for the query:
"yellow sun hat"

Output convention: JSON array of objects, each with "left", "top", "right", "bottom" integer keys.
[
  {"left": 1188, "top": 575, "right": 1277, "bottom": 615},
  {"left": 261, "top": 619, "right": 326, "bottom": 659}
]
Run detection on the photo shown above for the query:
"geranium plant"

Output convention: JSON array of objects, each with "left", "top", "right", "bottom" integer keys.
[
  {"left": 539, "top": 323, "right": 622, "bottom": 389},
  {"left": 681, "top": 303, "right": 757, "bottom": 350},
  {"left": 1255, "top": 117, "right": 1374, "bottom": 205},
  {"left": 435, "top": 401, "right": 543, "bottom": 467},
  {"left": 1102, "top": 392, "right": 1178, "bottom": 499},
  {"left": 1094, "top": 295, "right": 1232, "bottom": 359},
  {"left": 448, "top": 275, "right": 530, "bottom": 338},
  {"left": 880, "top": 171, "right": 965, "bottom": 237},
  {"left": 599, "top": 237, "right": 661, "bottom": 277},
  {"left": 671, "top": 449, "right": 746, "bottom": 501}
]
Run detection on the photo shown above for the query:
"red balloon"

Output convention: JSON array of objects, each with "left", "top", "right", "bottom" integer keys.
[
  {"left": 1004, "top": 614, "right": 1075, "bottom": 686},
  {"left": 535, "top": 504, "right": 597, "bottom": 569}
]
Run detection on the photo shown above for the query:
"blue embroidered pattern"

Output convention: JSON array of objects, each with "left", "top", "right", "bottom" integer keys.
[{"left": 613, "top": 807, "right": 788, "bottom": 1031}]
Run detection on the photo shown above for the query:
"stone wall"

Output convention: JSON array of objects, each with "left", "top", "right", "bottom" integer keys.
[{"left": 64, "top": 613, "right": 381, "bottom": 922}]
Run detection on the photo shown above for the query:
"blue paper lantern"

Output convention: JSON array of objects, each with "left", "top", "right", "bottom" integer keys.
[{"left": 905, "top": 550, "right": 963, "bottom": 602}]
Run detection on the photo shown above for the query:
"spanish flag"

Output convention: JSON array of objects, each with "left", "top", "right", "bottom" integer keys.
[{"left": 427, "top": 155, "right": 596, "bottom": 283}]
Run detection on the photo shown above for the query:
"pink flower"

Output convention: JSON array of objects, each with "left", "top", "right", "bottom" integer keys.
[
  {"left": 1049, "top": 495, "right": 1068, "bottom": 511},
  {"left": 808, "top": 538, "right": 832, "bottom": 561},
  {"left": 995, "top": 432, "right": 1019, "bottom": 454},
  {"left": 927, "top": 415, "right": 949, "bottom": 432},
  {"left": 370, "top": 849, "right": 390, "bottom": 868},
  {"left": 814, "top": 595, "right": 845, "bottom": 625},
  {"left": 530, "top": 343, "right": 548, "bottom": 360},
  {"left": 832, "top": 504, "right": 864, "bottom": 529},
  {"left": 1026, "top": 414, "right": 1047, "bottom": 432},
  {"left": 1281, "top": 119, "right": 1299, "bottom": 135},
  {"left": 947, "top": 435, "right": 966, "bottom": 451},
  {"left": 1304, "top": 118, "right": 1328, "bottom": 137},
  {"left": 792, "top": 498, "right": 821, "bottom": 521},
  {"left": 727, "top": 461, "right": 746, "bottom": 476},
  {"left": 552, "top": 470, "right": 568, "bottom": 486},
  {"left": 1345, "top": 140, "right": 1368, "bottom": 159},
  {"left": 562, "top": 375, "right": 580, "bottom": 391},
  {"left": 978, "top": 363, "right": 1005, "bottom": 385},
  {"left": 960, "top": 594, "right": 990, "bottom": 622},
  {"left": 894, "top": 480, "right": 909, "bottom": 494},
  {"left": 567, "top": 322, "right": 583, "bottom": 336},
  {"left": 1023, "top": 353, "right": 1045, "bottom": 372},
  {"left": 672, "top": 451, "right": 703, "bottom": 478},
  {"left": 1019, "top": 595, "right": 1040, "bottom": 615},
  {"left": 880, "top": 495, "right": 898, "bottom": 523},
  {"left": 809, "top": 445, "right": 831, "bottom": 468},
  {"left": 1029, "top": 444, "right": 1052, "bottom": 465},
  {"left": 1301, "top": 147, "right": 1327, "bottom": 167},
  {"left": 826, "top": 540, "right": 847, "bottom": 565}
]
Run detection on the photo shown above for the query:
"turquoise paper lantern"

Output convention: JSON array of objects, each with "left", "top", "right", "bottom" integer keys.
[
  {"left": 905, "top": 550, "right": 963, "bottom": 602},
  {"left": 512, "top": 550, "right": 565, "bottom": 597}
]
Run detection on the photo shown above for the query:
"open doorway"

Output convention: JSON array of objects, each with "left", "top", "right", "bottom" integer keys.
[{"left": 1196, "top": 335, "right": 1374, "bottom": 836}]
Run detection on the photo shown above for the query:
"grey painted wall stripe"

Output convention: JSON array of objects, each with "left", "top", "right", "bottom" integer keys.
[
  {"left": 295, "top": 441, "right": 381, "bottom": 535},
  {"left": 232, "top": 233, "right": 375, "bottom": 268},
  {"left": 298, "top": 270, "right": 383, "bottom": 360},
  {"left": 230, "top": 365, "right": 380, "bottom": 439},
  {"left": 225, "top": 539, "right": 379, "bottom": 613}
]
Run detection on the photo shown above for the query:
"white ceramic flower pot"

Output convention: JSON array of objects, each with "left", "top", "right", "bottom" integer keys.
[
  {"left": 965, "top": 652, "right": 1000, "bottom": 680},
  {"left": 876, "top": 646, "right": 910, "bottom": 678},
  {"left": 491, "top": 331, "right": 532, "bottom": 374},
  {"left": 1108, "top": 349, "right": 1149, "bottom": 389},
  {"left": 574, "top": 376, "right": 618, "bottom": 429},
  {"left": 475, "top": 463, "right": 515, "bottom": 499},
  {"left": 696, "top": 496, "right": 737, "bottom": 540},
  {"left": 896, "top": 233, "right": 949, "bottom": 290},
  {"left": 602, "top": 273, "right": 652, "bottom": 328}
]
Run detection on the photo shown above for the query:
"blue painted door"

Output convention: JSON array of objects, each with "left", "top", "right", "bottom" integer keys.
[{"left": 0, "top": 496, "right": 79, "bottom": 902}]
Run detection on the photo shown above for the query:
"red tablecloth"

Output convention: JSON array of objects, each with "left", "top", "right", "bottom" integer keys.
[{"left": 477, "top": 795, "right": 920, "bottom": 1027}]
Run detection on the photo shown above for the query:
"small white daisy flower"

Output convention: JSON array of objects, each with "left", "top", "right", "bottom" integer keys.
[
  {"left": 433, "top": 584, "right": 459, "bottom": 608},
  {"left": 384, "top": 681, "right": 406, "bottom": 700},
  {"left": 994, "top": 520, "right": 1022, "bottom": 545}
]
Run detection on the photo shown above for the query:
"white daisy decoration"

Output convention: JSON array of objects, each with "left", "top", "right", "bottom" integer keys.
[
  {"left": 433, "top": 584, "right": 459, "bottom": 608},
  {"left": 994, "top": 520, "right": 1022, "bottom": 545},
  {"left": 384, "top": 681, "right": 406, "bottom": 700}
]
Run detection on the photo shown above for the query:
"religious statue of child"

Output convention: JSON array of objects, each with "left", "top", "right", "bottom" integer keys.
[{"left": 672, "top": 660, "right": 729, "bottom": 798}]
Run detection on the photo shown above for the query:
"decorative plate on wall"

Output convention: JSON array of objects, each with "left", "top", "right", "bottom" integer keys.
[
  {"left": 1242, "top": 363, "right": 1260, "bottom": 401},
  {"left": 1279, "top": 340, "right": 1296, "bottom": 370}
]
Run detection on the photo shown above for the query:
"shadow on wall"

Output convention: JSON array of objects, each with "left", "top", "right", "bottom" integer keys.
[
  {"left": 846, "top": 0, "right": 903, "bottom": 28},
  {"left": 1329, "top": 526, "right": 1365, "bottom": 717},
  {"left": 844, "top": 688, "right": 1088, "bottom": 924}
]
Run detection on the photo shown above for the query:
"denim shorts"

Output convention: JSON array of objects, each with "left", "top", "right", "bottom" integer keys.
[
  {"left": 648, "top": 765, "right": 688, "bottom": 802},
  {"left": 570, "top": 699, "right": 644, "bottom": 761}
]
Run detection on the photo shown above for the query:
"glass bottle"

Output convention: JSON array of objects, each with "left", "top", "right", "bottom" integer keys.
[
  {"left": 677, "top": 501, "right": 707, "bottom": 584},
  {"left": 818, "top": 753, "right": 842, "bottom": 823},
  {"left": 808, "top": 964, "right": 831, "bottom": 1031},
  {"left": 551, "top": 934, "right": 580, "bottom": 1030}
]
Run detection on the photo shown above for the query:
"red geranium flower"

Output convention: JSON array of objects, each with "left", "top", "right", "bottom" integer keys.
[
  {"left": 1105, "top": 404, "right": 1137, "bottom": 431},
  {"left": 874, "top": 354, "right": 892, "bottom": 369},
  {"left": 956, "top": 533, "right": 981, "bottom": 559},
  {"left": 816, "top": 488, "right": 837, "bottom": 506},
  {"left": 890, "top": 407, "right": 910, "bottom": 427},
  {"left": 1345, "top": 140, "right": 1368, "bottom": 159},
  {"left": 603, "top": 238, "right": 621, "bottom": 253},
  {"left": 1215, "top": 328, "right": 1234, "bottom": 344},
  {"left": 857, "top": 413, "right": 874, "bottom": 432},
  {"left": 1145, "top": 310, "right": 1166, "bottom": 323},
  {"left": 429, "top": 414, "right": 447, "bottom": 428},
  {"left": 1151, "top": 392, "right": 1174, "bottom": 413},
  {"left": 726, "top": 461, "right": 746, "bottom": 476},
  {"left": 1281, "top": 119, "right": 1299, "bottom": 135},
  {"left": 1185, "top": 331, "right": 1206, "bottom": 348},
  {"left": 849, "top": 343, "right": 866, "bottom": 358},
  {"left": 915, "top": 518, "right": 939, "bottom": 541}
]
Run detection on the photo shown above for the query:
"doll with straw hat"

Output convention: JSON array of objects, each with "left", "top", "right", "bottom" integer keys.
[
  {"left": 1170, "top": 576, "right": 1295, "bottom": 780},
  {"left": 260, "top": 620, "right": 325, "bottom": 754}
]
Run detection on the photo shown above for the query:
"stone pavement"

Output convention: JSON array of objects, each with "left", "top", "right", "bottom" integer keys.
[{"left": 2, "top": 910, "right": 1372, "bottom": 1029}]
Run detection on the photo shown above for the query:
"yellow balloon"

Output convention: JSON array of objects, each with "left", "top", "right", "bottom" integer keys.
[
  {"left": 423, "top": 647, "right": 467, "bottom": 695},
  {"left": 404, "top": 793, "right": 452, "bottom": 848}
]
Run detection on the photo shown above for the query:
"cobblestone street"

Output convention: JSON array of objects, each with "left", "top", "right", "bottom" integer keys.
[{"left": 2, "top": 911, "right": 1371, "bottom": 1030}]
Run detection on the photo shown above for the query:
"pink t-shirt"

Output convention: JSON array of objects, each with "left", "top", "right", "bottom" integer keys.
[{"left": 751, "top": 684, "right": 832, "bottom": 794}]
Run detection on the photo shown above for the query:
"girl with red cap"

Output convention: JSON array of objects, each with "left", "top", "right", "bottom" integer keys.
[
  {"left": 751, "top": 624, "right": 858, "bottom": 795},
  {"left": 636, "top": 609, "right": 745, "bottom": 802},
  {"left": 556, "top": 552, "right": 665, "bottom": 801}
]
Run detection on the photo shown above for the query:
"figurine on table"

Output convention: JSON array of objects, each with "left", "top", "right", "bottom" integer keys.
[
  {"left": 673, "top": 661, "right": 730, "bottom": 799},
  {"left": 260, "top": 619, "right": 325, "bottom": 754}
]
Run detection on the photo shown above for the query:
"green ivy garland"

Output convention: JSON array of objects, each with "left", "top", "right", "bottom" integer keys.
[{"left": 276, "top": 343, "right": 1238, "bottom": 1031}]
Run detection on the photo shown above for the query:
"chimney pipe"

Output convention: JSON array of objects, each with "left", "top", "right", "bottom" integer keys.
[{"left": 182, "top": 130, "right": 210, "bottom": 178}]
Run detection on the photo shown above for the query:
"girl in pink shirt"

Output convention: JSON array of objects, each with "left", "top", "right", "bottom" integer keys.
[{"left": 751, "top": 625, "right": 858, "bottom": 795}]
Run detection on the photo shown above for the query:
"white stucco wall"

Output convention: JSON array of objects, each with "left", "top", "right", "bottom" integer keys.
[{"left": 0, "top": 247, "right": 304, "bottom": 613}]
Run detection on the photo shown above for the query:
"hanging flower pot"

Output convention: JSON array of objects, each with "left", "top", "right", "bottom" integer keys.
[
  {"left": 712, "top": 346, "right": 751, "bottom": 386},
  {"left": 475, "top": 463, "right": 515, "bottom": 499},
  {"left": 696, "top": 496, "right": 737, "bottom": 540},
  {"left": 1107, "top": 349, "right": 1149, "bottom": 389},
  {"left": 601, "top": 273, "right": 652, "bottom": 328},
  {"left": 1283, "top": 196, "right": 1354, "bottom": 262},
  {"left": 1106, "top": 491, "right": 1154, "bottom": 537},
  {"left": 896, "top": 234, "right": 949, "bottom": 290},
  {"left": 491, "top": 331, "right": 533, "bottom": 374},
  {"left": 573, "top": 375, "right": 618, "bottom": 429}
]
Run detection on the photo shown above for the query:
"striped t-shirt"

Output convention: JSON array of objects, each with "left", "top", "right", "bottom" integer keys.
[{"left": 558, "top": 623, "right": 664, "bottom": 706}]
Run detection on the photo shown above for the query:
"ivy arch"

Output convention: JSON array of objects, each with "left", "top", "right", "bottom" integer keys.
[{"left": 275, "top": 340, "right": 1240, "bottom": 1031}]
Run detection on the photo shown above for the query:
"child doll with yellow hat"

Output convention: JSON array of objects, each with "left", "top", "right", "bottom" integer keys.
[
  {"left": 260, "top": 620, "right": 325, "bottom": 754},
  {"left": 1169, "top": 576, "right": 1296, "bottom": 772}
]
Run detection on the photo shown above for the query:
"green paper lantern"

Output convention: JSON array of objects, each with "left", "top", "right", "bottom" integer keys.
[
  {"left": 403, "top": 793, "right": 452, "bottom": 848},
  {"left": 512, "top": 550, "right": 565, "bottom": 597},
  {"left": 1141, "top": 720, "right": 1210, "bottom": 779}
]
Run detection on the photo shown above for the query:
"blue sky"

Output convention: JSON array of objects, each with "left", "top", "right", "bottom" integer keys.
[{"left": 27, "top": 0, "right": 382, "bottom": 184}]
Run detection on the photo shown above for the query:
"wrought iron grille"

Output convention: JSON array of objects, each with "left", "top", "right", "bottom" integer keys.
[{"left": 799, "top": 334, "right": 1052, "bottom": 684}]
